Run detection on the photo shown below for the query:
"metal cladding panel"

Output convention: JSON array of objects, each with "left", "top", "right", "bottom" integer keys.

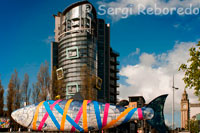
[{"left": 71, "top": 6, "right": 80, "bottom": 18}]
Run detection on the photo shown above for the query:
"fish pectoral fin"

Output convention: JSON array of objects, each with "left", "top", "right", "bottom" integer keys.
[{"left": 36, "top": 121, "right": 47, "bottom": 129}]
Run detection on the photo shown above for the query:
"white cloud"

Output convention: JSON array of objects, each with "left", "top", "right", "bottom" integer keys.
[
  {"left": 43, "top": 36, "right": 54, "bottom": 44},
  {"left": 128, "top": 48, "right": 140, "bottom": 57},
  {"left": 97, "top": 0, "right": 200, "bottom": 21},
  {"left": 173, "top": 23, "right": 193, "bottom": 31},
  {"left": 173, "top": 24, "right": 180, "bottom": 28},
  {"left": 118, "top": 41, "right": 199, "bottom": 126},
  {"left": 140, "top": 53, "right": 156, "bottom": 66}
]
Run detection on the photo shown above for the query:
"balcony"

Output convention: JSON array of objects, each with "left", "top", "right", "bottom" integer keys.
[
  {"left": 110, "top": 60, "right": 120, "bottom": 66},
  {"left": 117, "top": 83, "right": 120, "bottom": 87},
  {"left": 110, "top": 75, "right": 119, "bottom": 80},
  {"left": 110, "top": 88, "right": 115, "bottom": 94},
  {"left": 117, "top": 91, "right": 120, "bottom": 95},
  {"left": 72, "top": 21, "right": 80, "bottom": 27},
  {"left": 110, "top": 82, "right": 120, "bottom": 87},
  {"left": 110, "top": 49, "right": 120, "bottom": 57},
  {"left": 110, "top": 68, "right": 120, "bottom": 73}
]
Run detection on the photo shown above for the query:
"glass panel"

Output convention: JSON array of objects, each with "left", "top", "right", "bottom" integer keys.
[
  {"left": 96, "top": 77, "right": 102, "bottom": 90},
  {"left": 66, "top": 46, "right": 79, "bottom": 59},
  {"left": 56, "top": 68, "right": 64, "bottom": 80},
  {"left": 68, "top": 85, "right": 77, "bottom": 94}
]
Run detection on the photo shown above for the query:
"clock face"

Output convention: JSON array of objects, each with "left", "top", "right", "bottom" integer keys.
[{"left": 183, "top": 104, "right": 187, "bottom": 109}]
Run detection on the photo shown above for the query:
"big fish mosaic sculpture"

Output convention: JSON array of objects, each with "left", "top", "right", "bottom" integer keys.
[{"left": 11, "top": 94, "right": 168, "bottom": 132}]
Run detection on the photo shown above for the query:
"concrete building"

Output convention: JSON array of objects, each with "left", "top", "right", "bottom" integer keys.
[
  {"left": 128, "top": 96, "right": 146, "bottom": 133},
  {"left": 127, "top": 96, "right": 159, "bottom": 133},
  {"left": 109, "top": 48, "right": 120, "bottom": 104},
  {"left": 190, "top": 103, "right": 200, "bottom": 132},
  {"left": 97, "top": 19, "right": 119, "bottom": 104},
  {"left": 190, "top": 103, "right": 200, "bottom": 120},
  {"left": 51, "top": 1, "right": 119, "bottom": 102}
]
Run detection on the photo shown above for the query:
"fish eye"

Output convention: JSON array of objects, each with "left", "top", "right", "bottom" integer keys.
[{"left": 143, "top": 108, "right": 154, "bottom": 119}]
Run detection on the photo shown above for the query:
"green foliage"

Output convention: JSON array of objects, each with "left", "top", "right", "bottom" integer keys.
[
  {"left": 179, "top": 41, "right": 200, "bottom": 100},
  {"left": 186, "top": 120, "right": 199, "bottom": 133}
]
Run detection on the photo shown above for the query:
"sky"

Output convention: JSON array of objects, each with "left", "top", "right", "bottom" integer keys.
[{"left": 1, "top": 0, "right": 200, "bottom": 128}]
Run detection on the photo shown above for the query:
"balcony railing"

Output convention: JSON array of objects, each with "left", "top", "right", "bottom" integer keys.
[
  {"left": 111, "top": 50, "right": 120, "bottom": 56},
  {"left": 117, "top": 83, "right": 120, "bottom": 87}
]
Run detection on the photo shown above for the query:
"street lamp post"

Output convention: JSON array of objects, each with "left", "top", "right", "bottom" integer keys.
[{"left": 172, "top": 75, "right": 178, "bottom": 132}]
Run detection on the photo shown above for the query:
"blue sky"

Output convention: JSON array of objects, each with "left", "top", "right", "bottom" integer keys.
[{"left": 1, "top": 0, "right": 200, "bottom": 128}]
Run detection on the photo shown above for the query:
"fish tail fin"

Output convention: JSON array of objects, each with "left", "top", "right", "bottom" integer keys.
[{"left": 146, "top": 94, "right": 169, "bottom": 133}]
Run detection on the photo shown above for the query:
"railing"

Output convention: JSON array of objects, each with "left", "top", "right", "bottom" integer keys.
[
  {"left": 117, "top": 83, "right": 120, "bottom": 87},
  {"left": 112, "top": 50, "right": 120, "bottom": 56},
  {"left": 58, "top": 28, "right": 92, "bottom": 40}
]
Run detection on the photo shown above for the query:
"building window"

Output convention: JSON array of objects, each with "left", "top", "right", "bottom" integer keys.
[
  {"left": 56, "top": 68, "right": 64, "bottom": 80},
  {"left": 66, "top": 46, "right": 79, "bottom": 59},
  {"left": 96, "top": 77, "right": 102, "bottom": 90},
  {"left": 110, "top": 95, "right": 115, "bottom": 101},
  {"left": 67, "top": 20, "right": 71, "bottom": 28},
  {"left": 66, "top": 82, "right": 79, "bottom": 95}
]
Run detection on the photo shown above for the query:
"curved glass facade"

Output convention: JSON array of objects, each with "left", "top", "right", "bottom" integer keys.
[
  {"left": 52, "top": 1, "right": 119, "bottom": 103},
  {"left": 56, "top": 2, "right": 97, "bottom": 99}
]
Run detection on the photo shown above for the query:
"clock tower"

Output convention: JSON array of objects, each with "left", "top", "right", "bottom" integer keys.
[{"left": 181, "top": 89, "right": 189, "bottom": 129}]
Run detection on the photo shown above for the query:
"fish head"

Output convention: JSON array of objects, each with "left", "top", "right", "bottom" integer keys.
[
  {"left": 142, "top": 107, "right": 154, "bottom": 120},
  {"left": 11, "top": 104, "right": 37, "bottom": 127}
]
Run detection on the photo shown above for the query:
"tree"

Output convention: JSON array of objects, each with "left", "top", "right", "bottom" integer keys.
[
  {"left": 32, "top": 83, "right": 40, "bottom": 103},
  {"left": 80, "top": 64, "right": 97, "bottom": 100},
  {"left": 6, "top": 70, "right": 23, "bottom": 130},
  {"left": 0, "top": 76, "right": 4, "bottom": 116},
  {"left": 179, "top": 42, "right": 200, "bottom": 100},
  {"left": 36, "top": 61, "right": 50, "bottom": 101},
  {"left": 7, "top": 70, "right": 22, "bottom": 114},
  {"left": 7, "top": 75, "right": 15, "bottom": 123},
  {"left": 51, "top": 66, "right": 65, "bottom": 100},
  {"left": 186, "top": 120, "right": 199, "bottom": 133},
  {"left": 21, "top": 73, "right": 31, "bottom": 105},
  {"left": 12, "top": 70, "right": 21, "bottom": 110}
]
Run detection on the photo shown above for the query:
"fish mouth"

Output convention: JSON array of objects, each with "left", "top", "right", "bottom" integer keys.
[
  {"left": 11, "top": 110, "right": 20, "bottom": 122},
  {"left": 11, "top": 109, "right": 29, "bottom": 127},
  {"left": 11, "top": 111, "right": 16, "bottom": 120},
  {"left": 11, "top": 105, "right": 35, "bottom": 128}
]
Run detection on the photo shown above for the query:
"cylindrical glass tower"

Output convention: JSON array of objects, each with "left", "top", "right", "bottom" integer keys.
[{"left": 55, "top": 1, "right": 97, "bottom": 99}]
